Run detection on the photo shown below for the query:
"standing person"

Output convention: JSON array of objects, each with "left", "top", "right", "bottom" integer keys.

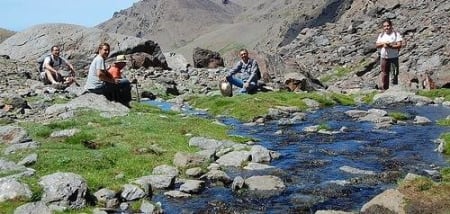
[
  {"left": 376, "top": 19, "right": 405, "bottom": 90},
  {"left": 108, "top": 55, "right": 132, "bottom": 106},
  {"left": 84, "top": 43, "right": 126, "bottom": 106},
  {"left": 224, "top": 49, "right": 261, "bottom": 94},
  {"left": 41, "top": 45, "right": 76, "bottom": 87}
]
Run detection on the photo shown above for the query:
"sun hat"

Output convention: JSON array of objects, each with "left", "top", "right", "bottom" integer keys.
[{"left": 115, "top": 55, "right": 127, "bottom": 63}]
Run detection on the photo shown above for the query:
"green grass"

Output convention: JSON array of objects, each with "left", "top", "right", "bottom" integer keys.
[
  {"left": 388, "top": 111, "right": 410, "bottom": 121},
  {"left": 0, "top": 103, "right": 245, "bottom": 212},
  {"left": 417, "top": 88, "right": 450, "bottom": 101},
  {"left": 217, "top": 43, "right": 246, "bottom": 55},
  {"left": 360, "top": 91, "right": 377, "bottom": 104},
  {"left": 320, "top": 66, "right": 352, "bottom": 83},
  {"left": 187, "top": 91, "right": 355, "bottom": 121},
  {"left": 439, "top": 132, "right": 450, "bottom": 155}
]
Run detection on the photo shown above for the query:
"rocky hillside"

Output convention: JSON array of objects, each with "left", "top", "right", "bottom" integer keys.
[
  {"left": 97, "top": 0, "right": 450, "bottom": 92},
  {"left": 1, "top": 0, "right": 449, "bottom": 94},
  {"left": 0, "top": 28, "right": 15, "bottom": 43},
  {"left": 279, "top": 0, "right": 450, "bottom": 92},
  {"left": 97, "top": 0, "right": 351, "bottom": 60}
]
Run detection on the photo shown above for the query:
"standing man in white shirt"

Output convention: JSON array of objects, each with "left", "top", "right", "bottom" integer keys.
[{"left": 376, "top": 19, "right": 405, "bottom": 90}]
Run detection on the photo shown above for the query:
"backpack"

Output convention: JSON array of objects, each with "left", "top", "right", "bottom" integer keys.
[{"left": 37, "top": 55, "right": 53, "bottom": 73}]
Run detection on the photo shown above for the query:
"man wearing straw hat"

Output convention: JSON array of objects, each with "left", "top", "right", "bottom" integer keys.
[{"left": 108, "top": 55, "right": 132, "bottom": 107}]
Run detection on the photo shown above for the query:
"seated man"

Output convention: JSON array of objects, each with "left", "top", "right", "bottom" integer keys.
[
  {"left": 108, "top": 55, "right": 132, "bottom": 106},
  {"left": 224, "top": 49, "right": 261, "bottom": 94},
  {"left": 41, "top": 45, "right": 76, "bottom": 87}
]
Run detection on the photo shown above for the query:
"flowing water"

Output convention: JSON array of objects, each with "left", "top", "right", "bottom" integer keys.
[{"left": 145, "top": 101, "right": 450, "bottom": 213}]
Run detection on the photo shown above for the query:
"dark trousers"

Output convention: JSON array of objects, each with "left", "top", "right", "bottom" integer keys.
[
  {"left": 380, "top": 58, "right": 399, "bottom": 90},
  {"left": 88, "top": 80, "right": 132, "bottom": 106}
]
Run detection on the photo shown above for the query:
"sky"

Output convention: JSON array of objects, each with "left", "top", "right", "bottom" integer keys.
[{"left": 1, "top": 0, "right": 139, "bottom": 31}]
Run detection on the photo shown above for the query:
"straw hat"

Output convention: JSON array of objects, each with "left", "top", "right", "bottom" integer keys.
[
  {"left": 219, "top": 80, "right": 233, "bottom": 97},
  {"left": 115, "top": 55, "right": 127, "bottom": 63}
]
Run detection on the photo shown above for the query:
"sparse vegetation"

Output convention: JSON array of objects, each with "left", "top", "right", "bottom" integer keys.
[
  {"left": 388, "top": 111, "right": 410, "bottom": 121},
  {"left": 187, "top": 91, "right": 355, "bottom": 121},
  {"left": 320, "top": 66, "right": 352, "bottom": 83},
  {"left": 417, "top": 89, "right": 450, "bottom": 101},
  {"left": 0, "top": 28, "right": 15, "bottom": 43},
  {"left": 398, "top": 176, "right": 450, "bottom": 214}
]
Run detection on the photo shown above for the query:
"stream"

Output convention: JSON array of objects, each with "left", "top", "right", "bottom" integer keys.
[{"left": 144, "top": 100, "right": 450, "bottom": 213}]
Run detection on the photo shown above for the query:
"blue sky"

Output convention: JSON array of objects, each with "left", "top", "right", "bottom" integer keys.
[{"left": 1, "top": 0, "right": 139, "bottom": 31}]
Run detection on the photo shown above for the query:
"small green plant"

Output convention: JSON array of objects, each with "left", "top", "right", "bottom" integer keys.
[
  {"left": 388, "top": 111, "right": 410, "bottom": 121},
  {"left": 317, "top": 123, "right": 331, "bottom": 131},
  {"left": 320, "top": 66, "right": 352, "bottom": 83},
  {"left": 360, "top": 91, "right": 377, "bottom": 104},
  {"left": 437, "top": 118, "right": 450, "bottom": 126},
  {"left": 439, "top": 132, "right": 450, "bottom": 155}
]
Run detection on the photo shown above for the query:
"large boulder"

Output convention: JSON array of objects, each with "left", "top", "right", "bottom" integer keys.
[
  {"left": 39, "top": 172, "right": 88, "bottom": 209},
  {"left": 193, "top": 47, "right": 224, "bottom": 68},
  {"left": 0, "top": 24, "right": 167, "bottom": 71}
]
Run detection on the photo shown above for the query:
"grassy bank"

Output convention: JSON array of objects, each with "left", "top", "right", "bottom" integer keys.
[
  {"left": 0, "top": 103, "right": 246, "bottom": 212},
  {"left": 1, "top": 90, "right": 449, "bottom": 213}
]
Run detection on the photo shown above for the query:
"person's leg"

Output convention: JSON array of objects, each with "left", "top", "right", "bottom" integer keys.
[
  {"left": 379, "top": 58, "right": 390, "bottom": 90},
  {"left": 45, "top": 70, "right": 63, "bottom": 84},
  {"left": 246, "top": 81, "right": 258, "bottom": 94},
  {"left": 118, "top": 79, "right": 132, "bottom": 107},
  {"left": 101, "top": 83, "right": 120, "bottom": 101},
  {"left": 226, "top": 76, "right": 244, "bottom": 88},
  {"left": 390, "top": 58, "right": 399, "bottom": 85},
  {"left": 87, "top": 87, "right": 104, "bottom": 95},
  {"left": 40, "top": 72, "right": 51, "bottom": 84}
]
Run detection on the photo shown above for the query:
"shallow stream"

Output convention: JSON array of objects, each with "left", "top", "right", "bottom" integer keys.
[{"left": 145, "top": 101, "right": 450, "bottom": 213}]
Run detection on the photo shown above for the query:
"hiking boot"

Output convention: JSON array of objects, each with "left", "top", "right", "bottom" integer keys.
[{"left": 53, "top": 82, "right": 67, "bottom": 90}]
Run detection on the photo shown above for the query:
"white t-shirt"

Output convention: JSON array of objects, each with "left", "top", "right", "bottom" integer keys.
[
  {"left": 84, "top": 55, "right": 106, "bottom": 90},
  {"left": 43, "top": 55, "right": 68, "bottom": 71},
  {"left": 376, "top": 31, "right": 403, "bottom": 59}
]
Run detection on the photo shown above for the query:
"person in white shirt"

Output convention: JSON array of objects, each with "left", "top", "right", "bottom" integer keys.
[
  {"left": 42, "top": 45, "right": 76, "bottom": 87},
  {"left": 375, "top": 19, "right": 405, "bottom": 90}
]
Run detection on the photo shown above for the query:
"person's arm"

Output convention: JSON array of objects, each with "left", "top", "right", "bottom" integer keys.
[
  {"left": 227, "top": 61, "right": 242, "bottom": 77},
  {"left": 375, "top": 34, "right": 388, "bottom": 48},
  {"left": 390, "top": 32, "right": 405, "bottom": 49},
  {"left": 247, "top": 59, "right": 258, "bottom": 81},
  {"left": 61, "top": 57, "right": 75, "bottom": 74},
  {"left": 95, "top": 59, "right": 117, "bottom": 84},
  {"left": 98, "top": 70, "right": 117, "bottom": 84}
]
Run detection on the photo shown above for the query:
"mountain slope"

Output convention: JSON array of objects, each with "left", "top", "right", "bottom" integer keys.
[
  {"left": 96, "top": 0, "right": 349, "bottom": 59},
  {"left": 97, "top": 0, "right": 241, "bottom": 51}
]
